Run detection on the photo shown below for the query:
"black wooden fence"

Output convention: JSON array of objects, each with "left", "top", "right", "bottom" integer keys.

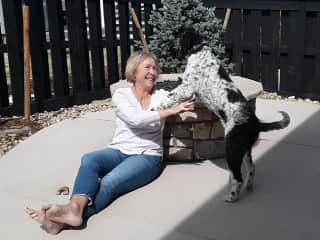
[
  {"left": 0, "top": 0, "right": 162, "bottom": 116},
  {"left": 210, "top": 0, "right": 320, "bottom": 101},
  {"left": 1, "top": 0, "right": 320, "bottom": 116}
]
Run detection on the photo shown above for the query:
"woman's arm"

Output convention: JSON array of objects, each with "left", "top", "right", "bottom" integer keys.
[
  {"left": 113, "top": 89, "right": 195, "bottom": 128},
  {"left": 112, "top": 89, "right": 161, "bottom": 129}
]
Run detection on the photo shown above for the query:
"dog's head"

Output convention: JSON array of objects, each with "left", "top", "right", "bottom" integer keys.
[{"left": 177, "top": 28, "right": 205, "bottom": 60}]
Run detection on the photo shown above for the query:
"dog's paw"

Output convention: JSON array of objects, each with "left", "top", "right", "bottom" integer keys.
[
  {"left": 151, "top": 106, "right": 162, "bottom": 111},
  {"left": 245, "top": 166, "right": 255, "bottom": 192},
  {"left": 246, "top": 183, "right": 254, "bottom": 192},
  {"left": 224, "top": 181, "right": 242, "bottom": 202},
  {"left": 224, "top": 192, "right": 239, "bottom": 203},
  {"left": 245, "top": 178, "right": 254, "bottom": 192}
]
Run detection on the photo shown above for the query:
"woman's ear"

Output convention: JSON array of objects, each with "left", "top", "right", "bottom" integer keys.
[{"left": 133, "top": 70, "right": 137, "bottom": 81}]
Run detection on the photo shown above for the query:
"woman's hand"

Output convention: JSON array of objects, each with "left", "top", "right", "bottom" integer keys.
[
  {"left": 171, "top": 96, "right": 196, "bottom": 115},
  {"left": 158, "top": 96, "right": 196, "bottom": 119}
]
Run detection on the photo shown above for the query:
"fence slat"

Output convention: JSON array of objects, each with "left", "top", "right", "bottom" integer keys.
[
  {"left": 0, "top": 29, "right": 9, "bottom": 108},
  {"left": 299, "top": 11, "right": 320, "bottom": 99},
  {"left": 143, "top": 2, "right": 153, "bottom": 43},
  {"left": 214, "top": 8, "right": 226, "bottom": 22},
  {"left": 242, "top": 9, "right": 260, "bottom": 80},
  {"left": 280, "top": 7, "right": 305, "bottom": 97},
  {"left": 131, "top": 0, "right": 142, "bottom": 50},
  {"left": 214, "top": 8, "right": 232, "bottom": 62},
  {"left": 87, "top": 0, "right": 106, "bottom": 91},
  {"left": 261, "top": 10, "right": 280, "bottom": 91},
  {"left": 29, "top": 0, "right": 51, "bottom": 109},
  {"left": 65, "top": 0, "right": 91, "bottom": 94},
  {"left": 294, "top": 6, "right": 306, "bottom": 98},
  {"left": 2, "top": 0, "right": 24, "bottom": 106},
  {"left": 103, "top": 0, "right": 119, "bottom": 83},
  {"left": 315, "top": 12, "right": 320, "bottom": 98},
  {"left": 118, "top": 0, "right": 130, "bottom": 78},
  {"left": 46, "top": 0, "right": 69, "bottom": 97},
  {"left": 225, "top": 9, "right": 242, "bottom": 74},
  {"left": 211, "top": 0, "right": 306, "bottom": 11}
]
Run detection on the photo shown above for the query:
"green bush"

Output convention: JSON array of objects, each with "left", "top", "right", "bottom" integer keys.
[{"left": 145, "top": 0, "right": 232, "bottom": 73}]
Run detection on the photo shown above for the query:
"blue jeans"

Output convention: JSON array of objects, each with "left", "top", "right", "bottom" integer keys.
[{"left": 72, "top": 148, "right": 162, "bottom": 220}]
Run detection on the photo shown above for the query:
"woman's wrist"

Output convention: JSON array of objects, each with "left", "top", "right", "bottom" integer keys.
[
  {"left": 157, "top": 97, "right": 195, "bottom": 120},
  {"left": 158, "top": 108, "right": 177, "bottom": 119}
]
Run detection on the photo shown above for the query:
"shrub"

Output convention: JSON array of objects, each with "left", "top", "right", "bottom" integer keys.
[{"left": 145, "top": 0, "right": 232, "bottom": 73}]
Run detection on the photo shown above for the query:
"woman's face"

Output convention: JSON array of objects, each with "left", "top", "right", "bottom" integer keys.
[{"left": 134, "top": 57, "right": 158, "bottom": 90}]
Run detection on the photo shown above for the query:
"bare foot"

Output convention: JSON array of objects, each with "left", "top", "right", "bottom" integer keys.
[
  {"left": 24, "top": 207, "right": 64, "bottom": 234},
  {"left": 44, "top": 202, "right": 83, "bottom": 227}
]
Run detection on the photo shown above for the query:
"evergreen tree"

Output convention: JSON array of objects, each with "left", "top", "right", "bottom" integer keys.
[{"left": 145, "top": 0, "right": 232, "bottom": 73}]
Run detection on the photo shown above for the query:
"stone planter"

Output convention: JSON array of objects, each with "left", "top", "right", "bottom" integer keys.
[{"left": 158, "top": 74, "right": 263, "bottom": 162}]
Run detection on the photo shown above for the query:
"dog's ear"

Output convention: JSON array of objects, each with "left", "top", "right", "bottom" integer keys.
[{"left": 179, "top": 29, "right": 204, "bottom": 57}]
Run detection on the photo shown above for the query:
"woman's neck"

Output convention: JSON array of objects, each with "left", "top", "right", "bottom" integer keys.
[
  {"left": 132, "top": 84, "right": 152, "bottom": 98},
  {"left": 132, "top": 85, "right": 152, "bottom": 110}
]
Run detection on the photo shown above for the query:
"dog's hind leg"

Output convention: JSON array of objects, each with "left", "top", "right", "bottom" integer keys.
[
  {"left": 224, "top": 134, "right": 245, "bottom": 202},
  {"left": 225, "top": 172, "right": 242, "bottom": 203},
  {"left": 243, "top": 150, "right": 255, "bottom": 191}
]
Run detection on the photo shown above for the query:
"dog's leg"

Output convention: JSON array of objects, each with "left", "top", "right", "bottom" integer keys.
[
  {"left": 225, "top": 173, "right": 243, "bottom": 203},
  {"left": 224, "top": 131, "right": 245, "bottom": 202},
  {"left": 157, "top": 83, "right": 194, "bottom": 109},
  {"left": 243, "top": 149, "right": 255, "bottom": 191}
]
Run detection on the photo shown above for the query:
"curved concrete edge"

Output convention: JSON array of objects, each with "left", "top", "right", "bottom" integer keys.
[
  {"left": 110, "top": 79, "right": 132, "bottom": 95},
  {"left": 111, "top": 74, "right": 263, "bottom": 101},
  {"left": 159, "top": 73, "right": 263, "bottom": 100},
  {"left": 231, "top": 75, "right": 263, "bottom": 100}
]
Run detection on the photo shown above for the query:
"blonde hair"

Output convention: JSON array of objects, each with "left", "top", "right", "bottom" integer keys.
[{"left": 125, "top": 51, "right": 159, "bottom": 83}]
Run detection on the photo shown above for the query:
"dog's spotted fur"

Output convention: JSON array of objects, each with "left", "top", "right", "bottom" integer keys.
[{"left": 157, "top": 30, "right": 290, "bottom": 202}]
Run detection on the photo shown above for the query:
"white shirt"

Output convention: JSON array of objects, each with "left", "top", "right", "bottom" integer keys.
[{"left": 109, "top": 87, "right": 168, "bottom": 156}]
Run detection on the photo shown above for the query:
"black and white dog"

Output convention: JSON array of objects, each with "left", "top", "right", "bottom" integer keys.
[{"left": 157, "top": 29, "right": 290, "bottom": 202}]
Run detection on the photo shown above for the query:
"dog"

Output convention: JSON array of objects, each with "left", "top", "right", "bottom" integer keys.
[{"left": 156, "top": 29, "right": 290, "bottom": 202}]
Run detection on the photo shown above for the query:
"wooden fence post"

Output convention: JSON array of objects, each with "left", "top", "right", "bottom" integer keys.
[
  {"left": 23, "top": 1, "right": 30, "bottom": 121},
  {"left": 130, "top": 8, "right": 149, "bottom": 53},
  {"left": 223, "top": 8, "right": 232, "bottom": 30}
]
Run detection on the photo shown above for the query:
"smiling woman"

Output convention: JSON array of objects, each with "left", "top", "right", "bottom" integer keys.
[
  {"left": 24, "top": 51, "right": 195, "bottom": 235},
  {"left": 126, "top": 52, "right": 159, "bottom": 110},
  {"left": 125, "top": 51, "right": 159, "bottom": 84}
]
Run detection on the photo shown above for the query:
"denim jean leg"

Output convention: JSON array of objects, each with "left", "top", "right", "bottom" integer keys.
[
  {"left": 83, "top": 154, "right": 161, "bottom": 219},
  {"left": 72, "top": 148, "right": 126, "bottom": 204}
]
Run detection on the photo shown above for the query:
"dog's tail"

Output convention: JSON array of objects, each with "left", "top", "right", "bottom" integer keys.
[{"left": 259, "top": 111, "right": 290, "bottom": 132}]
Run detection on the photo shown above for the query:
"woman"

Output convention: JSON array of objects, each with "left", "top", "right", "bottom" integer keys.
[{"left": 25, "top": 51, "right": 195, "bottom": 234}]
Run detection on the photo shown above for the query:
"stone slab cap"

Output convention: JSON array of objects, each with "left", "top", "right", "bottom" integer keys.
[{"left": 111, "top": 74, "right": 263, "bottom": 101}]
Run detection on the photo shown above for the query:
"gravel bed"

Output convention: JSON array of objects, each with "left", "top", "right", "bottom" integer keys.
[
  {"left": 259, "top": 91, "right": 320, "bottom": 104},
  {"left": 1, "top": 92, "right": 319, "bottom": 158},
  {"left": 0, "top": 99, "right": 112, "bottom": 158}
]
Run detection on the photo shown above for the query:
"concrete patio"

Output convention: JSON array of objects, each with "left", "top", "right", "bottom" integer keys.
[{"left": 0, "top": 97, "right": 320, "bottom": 240}]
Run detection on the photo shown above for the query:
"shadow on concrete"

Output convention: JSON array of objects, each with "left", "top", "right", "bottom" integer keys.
[{"left": 160, "top": 109, "right": 320, "bottom": 240}]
